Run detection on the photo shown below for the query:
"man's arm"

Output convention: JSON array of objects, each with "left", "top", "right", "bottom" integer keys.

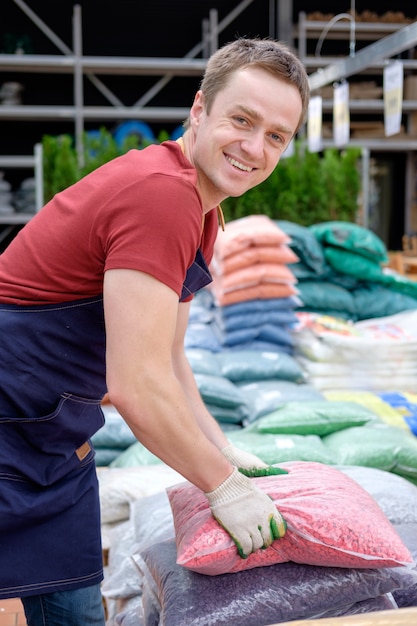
[
  {"left": 172, "top": 300, "right": 278, "bottom": 474},
  {"left": 103, "top": 267, "right": 232, "bottom": 493},
  {"left": 103, "top": 268, "right": 287, "bottom": 557},
  {"left": 171, "top": 299, "right": 230, "bottom": 450}
]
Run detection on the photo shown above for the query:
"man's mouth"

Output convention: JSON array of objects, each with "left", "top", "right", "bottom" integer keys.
[{"left": 225, "top": 156, "right": 253, "bottom": 172}]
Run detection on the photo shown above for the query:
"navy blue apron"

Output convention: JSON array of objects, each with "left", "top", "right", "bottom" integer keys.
[
  {"left": 0, "top": 249, "right": 212, "bottom": 599},
  {"left": 180, "top": 248, "right": 212, "bottom": 302}
]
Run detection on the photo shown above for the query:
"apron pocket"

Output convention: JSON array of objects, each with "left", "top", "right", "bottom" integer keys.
[
  {"left": 0, "top": 459, "right": 100, "bottom": 536},
  {"left": 0, "top": 393, "right": 105, "bottom": 486}
]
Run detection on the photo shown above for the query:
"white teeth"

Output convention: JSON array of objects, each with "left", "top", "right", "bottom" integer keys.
[{"left": 227, "top": 157, "right": 253, "bottom": 172}]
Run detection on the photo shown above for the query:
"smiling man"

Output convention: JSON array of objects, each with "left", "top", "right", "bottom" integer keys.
[
  {"left": 189, "top": 65, "right": 303, "bottom": 201},
  {"left": 0, "top": 38, "right": 309, "bottom": 625}
]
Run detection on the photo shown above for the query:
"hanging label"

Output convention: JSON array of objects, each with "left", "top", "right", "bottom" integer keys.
[
  {"left": 333, "top": 82, "right": 350, "bottom": 147},
  {"left": 307, "top": 95, "right": 323, "bottom": 153},
  {"left": 384, "top": 60, "right": 403, "bottom": 137}
]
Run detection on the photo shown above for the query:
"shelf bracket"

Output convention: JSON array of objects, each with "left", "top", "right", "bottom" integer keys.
[{"left": 308, "top": 20, "right": 417, "bottom": 92}]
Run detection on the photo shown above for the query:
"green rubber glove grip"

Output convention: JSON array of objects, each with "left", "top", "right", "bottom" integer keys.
[{"left": 238, "top": 466, "right": 288, "bottom": 478}]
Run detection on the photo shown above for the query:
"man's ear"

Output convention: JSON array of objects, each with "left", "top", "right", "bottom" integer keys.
[{"left": 189, "top": 90, "right": 205, "bottom": 127}]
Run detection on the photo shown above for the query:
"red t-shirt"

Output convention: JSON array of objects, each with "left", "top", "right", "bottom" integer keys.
[{"left": 0, "top": 141, "right": 219, "bottom": 305}]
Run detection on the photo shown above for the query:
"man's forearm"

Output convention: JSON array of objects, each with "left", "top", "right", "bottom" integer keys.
[{"left": 172, "top": 349, "right": 230, "bottom": 449}]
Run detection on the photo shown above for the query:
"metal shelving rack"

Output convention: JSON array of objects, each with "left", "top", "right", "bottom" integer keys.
[
  {"left": 296, "top": 12, "right": 417, "bottom": 147},
  {"left": 0, "top": 143, "right": 43, "bottom": 224},
  {"left": 0, "top": 0, "right": 270, "bottom": 166},
  {"left": 0, "top": 2, "right": 214, "bottom": 230},
  {"left": 0, "top": 3, "right": 209, "bottom": 224},
  {"left": 295, "top": 11, "right": 417, "bottom": 234},
  {"left": 0, "top": 0, "right": 270, "bottom": 228},
  {"left": 2, "top": 2, "right": 417, "bottom": 234}
]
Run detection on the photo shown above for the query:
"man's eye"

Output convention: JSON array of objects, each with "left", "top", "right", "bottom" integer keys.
[
  {"left": 234, "top": 116, "right": 248, "bottom": 125},
  {"left": 271, "top": 133, "right": 284, "bottom": 143}
]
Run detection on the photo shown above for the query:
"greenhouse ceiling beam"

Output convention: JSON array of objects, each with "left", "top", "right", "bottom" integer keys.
[{"left": 308, "top": 20, "right": 417, "bottom": 91}]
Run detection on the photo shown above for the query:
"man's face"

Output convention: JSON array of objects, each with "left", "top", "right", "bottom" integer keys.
[{"left": 189, "top": 66, "right": 303, "bottom": 205}]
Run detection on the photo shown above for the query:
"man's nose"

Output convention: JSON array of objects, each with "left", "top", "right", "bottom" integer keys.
[{"left": 241, "top": 131, "right": 265, "bottom": 159}]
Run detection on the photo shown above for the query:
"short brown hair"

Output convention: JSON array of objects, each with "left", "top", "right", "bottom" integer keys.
[{"left": 188, "top": 37, "right": 310, "bottom": 134}]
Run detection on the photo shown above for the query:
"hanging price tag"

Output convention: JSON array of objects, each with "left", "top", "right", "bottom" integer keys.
[
  {"left": 307, "top": 95, "right": 323, "bottom": 153},
  {"left": 384, "top": 60, "right": 403, "bottom": 137},
  {"left": 333, "top": 81, "right": 350, "bottom": 147}
]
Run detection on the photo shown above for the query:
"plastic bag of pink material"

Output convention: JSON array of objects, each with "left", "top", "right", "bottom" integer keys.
[
  {"left": 211, "top": 244, "right": 298, "bottom": 275},
  {"left": 166, "top": 461, "right": 414, "bottom": 576},
  {"left": 212, "top": 263, "right": 297, "bottom": 294},
  {"left": 211, "top": 282, "right": 298, "bottom": 307},
  {"left": 213, "top": 215, "right": 290, "bottom": 260}
]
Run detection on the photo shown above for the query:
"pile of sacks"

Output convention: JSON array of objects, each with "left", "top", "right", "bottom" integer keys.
[
  {"left": 293, "top": 309, "right": 417, "bottom": 392},
  {"left": 187, "top": 215, "right": 301, "bottom": 355},
  {"left": 278, "top": 220, "right": 417, "bottom": 321},
  {"left": 101, "top": 462, "right": 417, "bottom": 625}
]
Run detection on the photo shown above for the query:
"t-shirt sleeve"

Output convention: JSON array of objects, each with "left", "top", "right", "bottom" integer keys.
[{"left": 97, "top": 172, "right": 205, "bottom": 298}]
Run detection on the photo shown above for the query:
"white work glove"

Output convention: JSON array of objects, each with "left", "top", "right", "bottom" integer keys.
[
  {"left": 205, "top": 467, "right": 287, "bottom": 559},
  {"left": 221, "top": 443, "right": 268, "bottom": 470},
  {"left": 221, "top": 443, "right": 288, "bottom": 477}
]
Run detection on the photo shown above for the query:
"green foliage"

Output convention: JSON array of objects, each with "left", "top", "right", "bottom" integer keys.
[
  {"left": 81, "top": 128, "right": 123, "bottom": 176},
  {"left": 42, "top": 126, "right": 154, "bottom": 202},
  {"left": 221, "top": 141, "right": 362, "bottom": 226},
  {"left": 156, "top": 129, "right": 171, "bottom": 143},
  {"left": 42, "top": 134, "right": 79, "bottom": 203}
]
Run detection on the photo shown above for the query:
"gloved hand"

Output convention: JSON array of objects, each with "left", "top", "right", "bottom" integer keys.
[
  {"left": 221, "top": 443, "right": 288, "bottom": 477},
  {"left": 205, "top": 467, "right": 287, "bottom": 558}
]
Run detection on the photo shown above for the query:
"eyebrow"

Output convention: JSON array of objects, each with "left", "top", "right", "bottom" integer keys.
[{"left": 235, "top": 104, "right": 293, "bottom": 136}]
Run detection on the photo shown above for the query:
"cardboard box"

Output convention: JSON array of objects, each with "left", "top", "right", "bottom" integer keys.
[
  {"left": 319, "top": 82, "right": 382, "bottom": 100},
  {"left": 404, "top": 75, "right": 417, "bottom": 101}
]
